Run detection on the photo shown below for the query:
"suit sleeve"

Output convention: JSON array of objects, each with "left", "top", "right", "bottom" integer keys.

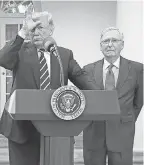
[
  {"left": 68, "top": 50, "right": 98, "bottom": 90},
  {"left": 0, "top": 35, "right": 24, "bottom": 70},
  {"left": 133, "top": 64, "right": 143, "bottom": 120}
]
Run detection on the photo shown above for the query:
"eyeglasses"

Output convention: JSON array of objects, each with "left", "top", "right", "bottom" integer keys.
[{"left": 101, "top": 39, "right": 122, "bottom": 45}]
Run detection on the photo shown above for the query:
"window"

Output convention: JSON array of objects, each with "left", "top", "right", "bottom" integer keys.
[
  {"left": 5, "top": 24, "right": 22, "bottom": 100},
  {"left": 0, "top": 0, "right": 34, "bottom": 14}
]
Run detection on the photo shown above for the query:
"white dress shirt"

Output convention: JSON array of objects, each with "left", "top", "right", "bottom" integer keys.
[
  {"left": 38, "top": 50, "right": 51, "bottom": 77},
  {"left": 103, "top": 57, "right": 120, "bottom": 88}
]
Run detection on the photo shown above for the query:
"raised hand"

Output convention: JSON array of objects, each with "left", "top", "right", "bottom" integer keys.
[{"left": 21, "top": 3, "right": 41, "bottom": 36}]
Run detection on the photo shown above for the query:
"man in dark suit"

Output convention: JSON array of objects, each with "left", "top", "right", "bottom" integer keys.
[
  {"left": 83, "top": 27, "right": 143, "bottom": 165},
  {"left": 0, "top": 8, "right": 98, "bottom": 165}
]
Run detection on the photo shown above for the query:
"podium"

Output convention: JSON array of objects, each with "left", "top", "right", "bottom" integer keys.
[{"left": 9, "top": 89, "right": 120, "bottom": 165}]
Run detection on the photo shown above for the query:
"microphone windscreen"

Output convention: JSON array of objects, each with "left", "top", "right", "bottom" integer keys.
[
  {"left": 43, "top": 37, "right": 56, "bottom": 52},
  {"left": 47, "top": 43, "right": 54, "bottom": 52}
]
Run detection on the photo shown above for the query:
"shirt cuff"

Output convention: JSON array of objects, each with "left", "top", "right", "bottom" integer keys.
[{"left": 18, "top": 29, "right": 27, "bottom": 39}]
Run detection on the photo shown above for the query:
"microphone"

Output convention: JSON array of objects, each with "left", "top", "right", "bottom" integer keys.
[
  {"left": 43, "top": 37, "right": 64, "bottom": 86},
  {"left": 43, "top": 37, "right": 58, "bottom": 57}
]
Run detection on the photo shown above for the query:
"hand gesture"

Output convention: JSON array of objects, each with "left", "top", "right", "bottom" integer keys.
[{"left": 22, "top": 3, "right": 41, "bottom": 36}]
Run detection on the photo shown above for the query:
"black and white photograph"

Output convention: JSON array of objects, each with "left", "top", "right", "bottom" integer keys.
[{"left": 0, "top": 0, "right": 143, "bottom": 165}]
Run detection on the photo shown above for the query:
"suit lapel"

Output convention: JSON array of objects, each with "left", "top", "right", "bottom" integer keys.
[
  {"left": 93, "top": 57, "right": 130, "bottom": 90},
  {"left": 93, "top": 59, "right": 104, "bottom": 89},
  {"left": 50, "top": 51, "right": 61, "bottom": 89},
  {"left": 116, "top": 56, "right": 131, "bottom": 89},
  {"left": 26, "top": 45, "right": 40, "bottom": 89}
]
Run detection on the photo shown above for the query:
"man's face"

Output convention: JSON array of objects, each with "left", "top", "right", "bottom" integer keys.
[
  {"left": 100, "top": 30, "right": 124, "bottom": 58},
  {"left": 30, "top": 24, "right": 52, "bottom": 49}
]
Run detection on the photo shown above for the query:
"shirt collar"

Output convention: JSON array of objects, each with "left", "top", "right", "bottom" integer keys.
[
  {"left": 37, "top": 49, "right": 50, "bottom": 59},
  {"left": 37, "top": 48, "right": 46, "bottom": 52},
  {"left": 104, "top": 57, "right": 120, "bottom": 70}
]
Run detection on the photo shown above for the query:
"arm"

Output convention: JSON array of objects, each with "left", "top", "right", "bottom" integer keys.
[
  {"left": 0, "top": 4, "right": 41, "bottom": 70},
  {"left": 133, "top": 64, "right": 143, "bottom": 121},
  {"left": 0, "top": 35, "right": 24, "bottom": 70},
  {"left": 68, "top": 51, "right": 98, "bottom": 90}
]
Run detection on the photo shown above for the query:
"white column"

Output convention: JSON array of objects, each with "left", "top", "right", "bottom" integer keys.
[
  {"left": 0, "top": 22, "right": 6, "bottom": 116},
  {"left": 116, "top": 0, "right": 143, "bottom": 62},
  {"left": 116, "top": 0, "right": 143, "bottom": 152}
]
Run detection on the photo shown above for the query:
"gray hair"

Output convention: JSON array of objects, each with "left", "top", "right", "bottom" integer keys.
[
  {"left": 32, "top": 11, "right": 55, "bottom": 36},
  {"left": 100, "top": 27, "right": 124, "bottom": 41}
]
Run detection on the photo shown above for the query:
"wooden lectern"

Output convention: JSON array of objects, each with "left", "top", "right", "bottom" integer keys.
[{"left": 8, "top": 89, "right": 120, "bottom": 165}]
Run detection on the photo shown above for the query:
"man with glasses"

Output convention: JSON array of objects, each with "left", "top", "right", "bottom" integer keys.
[{"left": 83, "top": 27, "right": 143, "bottom": 165}]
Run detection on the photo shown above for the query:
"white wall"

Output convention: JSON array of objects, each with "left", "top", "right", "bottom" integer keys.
[
  {"left": 41, "top": 1, "right": 143, "bottom": 152},
  {"left": 41, "top": 1, "right": 116, "bottom": 66},
  {"left": 116, "top": 1, "right": 143, "bottom": 152}
]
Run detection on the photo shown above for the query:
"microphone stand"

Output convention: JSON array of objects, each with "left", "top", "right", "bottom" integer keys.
[{"left": 50, "top": 45, "right": 65, "bottom": 87}]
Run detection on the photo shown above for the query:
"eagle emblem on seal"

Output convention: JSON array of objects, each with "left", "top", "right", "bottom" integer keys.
[
  {"left": 60, "top": 94, "right": 76, "bottom": 112},
  {"left": 51, "top": 85, "right": 86, "bottom": 120}
]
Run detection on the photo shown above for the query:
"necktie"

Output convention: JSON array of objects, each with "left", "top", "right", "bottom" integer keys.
[
  {"left": 105, "top": 64, "right": 115, "bottom": 90},
  {"left": 39, "top": 50, "right": 50, "bottom": 90}
]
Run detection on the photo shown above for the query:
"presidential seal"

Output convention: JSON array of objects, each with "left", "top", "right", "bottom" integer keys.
[{"left": 51, "top": 86, "right": 86, "bottom": 120}]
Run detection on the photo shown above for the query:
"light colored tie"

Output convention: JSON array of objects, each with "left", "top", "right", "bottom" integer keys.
[
  {"left": 105, "top": 64, "right": 115, "bottom": 90},
  {"left": 39, "top": 50, "right": 50, "bottom": 90}
]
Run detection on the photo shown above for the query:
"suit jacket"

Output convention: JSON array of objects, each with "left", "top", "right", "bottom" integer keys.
[
  {"left": 83, "top": 56, "right": 143, "bottom": 152},
  {"left": 0, "top": 35, "right": 98, "bottom": 143}
]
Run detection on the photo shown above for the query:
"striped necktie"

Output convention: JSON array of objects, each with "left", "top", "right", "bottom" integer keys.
[
  {"left": 105, "top": 64, "right": 115, "bottom": 90},
  {"left": 39, "top": 50, "right": 50, "bottom": 90}
]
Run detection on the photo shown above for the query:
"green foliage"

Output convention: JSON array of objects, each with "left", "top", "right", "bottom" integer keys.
[{"left": 0, "top": 0, "right": 33, "bottom": 13}]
